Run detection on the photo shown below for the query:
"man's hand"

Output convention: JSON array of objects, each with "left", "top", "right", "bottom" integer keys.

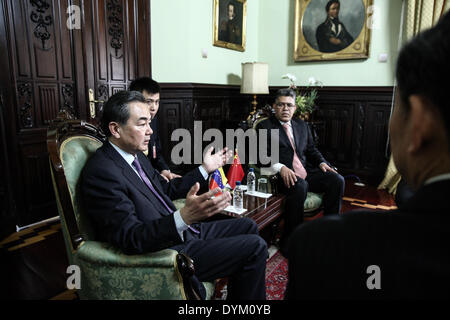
[
  {"left": 329, "top": 37, "right": 342, "bottom": 45},
  {"left": 160, "top": 170, "right": 181, "bottom": 181},
  {"left": 180, "top": 183, "right": 232, "bottom": 225},
  {"left": 202, "top": 147, "right": 233, "bottom": 174},
  {"left": 280, "top": 166, "right": 298, "bottom": 188},
  {"left": 319, "top": 162, "right": 338, "bottom": 174}
]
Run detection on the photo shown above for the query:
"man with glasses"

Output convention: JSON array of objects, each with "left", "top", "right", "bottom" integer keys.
[
  {"left": 256, "top": 88, "right": 345, "bottom": 256},
  {"left": 129, "top": 77, "right": 180, "bottom": 181}
]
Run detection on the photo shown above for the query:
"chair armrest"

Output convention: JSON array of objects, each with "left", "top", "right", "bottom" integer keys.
[{"left": 75, "top": 241, "right": 178, "bottom": 267}]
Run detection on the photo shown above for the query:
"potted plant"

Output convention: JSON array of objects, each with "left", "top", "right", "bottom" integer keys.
[{"left": 282, "top": 74, "right": 322, "bottom": 121}]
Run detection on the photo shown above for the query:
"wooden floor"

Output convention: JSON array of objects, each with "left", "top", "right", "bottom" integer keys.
[{"left": 0, "top": 179, "right": 396, "bottom": 300}]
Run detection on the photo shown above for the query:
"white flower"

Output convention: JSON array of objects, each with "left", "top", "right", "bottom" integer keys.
[
  {"left": 282, "top": 73, "right": 297, "bottom": 82},
  {"left": 308, "top": 77, "right": 323, "bottom": 87}
]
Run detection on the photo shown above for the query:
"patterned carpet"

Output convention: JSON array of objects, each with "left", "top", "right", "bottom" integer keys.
[{"left": 265, "top": 250, "right": 288, "bottom": 300}]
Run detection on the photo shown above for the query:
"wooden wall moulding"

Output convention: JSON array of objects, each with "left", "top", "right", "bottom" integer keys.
[
  {"left": 17, "top": 82, "right": 34, "bottom": 128},
  {"left": 107, "top": 0, "right": 124, "bottom": 57},
  {"left": 30, "top": 0, "right": 53, "bottom": 50}
]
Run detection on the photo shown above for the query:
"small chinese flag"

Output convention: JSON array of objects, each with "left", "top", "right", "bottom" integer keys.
[{"left": 226, "top": 150, "right": 245, "bottom": 189}]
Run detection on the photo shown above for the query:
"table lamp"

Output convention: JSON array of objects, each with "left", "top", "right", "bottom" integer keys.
[{"left": 241, "top": 62, "right": 269, "bottom": 119}]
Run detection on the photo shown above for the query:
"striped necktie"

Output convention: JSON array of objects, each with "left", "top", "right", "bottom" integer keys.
[{"left": 282, "top": 123, "right": 307, "bottom": 179}]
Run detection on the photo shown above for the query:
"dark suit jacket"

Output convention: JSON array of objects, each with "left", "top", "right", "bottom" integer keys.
[
  {"left": 148, "top": 117, "right": 170, "bottom": 172},
  {"left": 256, "top": 116, "right": 327, "bottom": 172},
  {"left": 81, "top": 141, "right": 206, "bottom": 254},
  {"left": 286, "top": 179, "right": 450, "bottom": 299},
  {"left": 316, "top": 18, "right": 354, "bottom": 53}
]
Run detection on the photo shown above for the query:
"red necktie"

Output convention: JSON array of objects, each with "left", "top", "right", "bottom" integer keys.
[{"left": 282, "top": 123, "right": 307, "bottom": 179}]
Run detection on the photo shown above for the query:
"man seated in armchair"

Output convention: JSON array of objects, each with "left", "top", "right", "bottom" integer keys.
[
  {"left": 81, "top": 90, "right": 268, "bottom": 299},
  {"left": 255, "top": 88, "right": 345, "bottom": 256}
]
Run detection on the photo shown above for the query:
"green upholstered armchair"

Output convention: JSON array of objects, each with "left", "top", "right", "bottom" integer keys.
[
  {"left": 47, "top": 112, "right": 215, "bottom": 300},
  {"left": 248, "top": 107, "right": 323, "bottom": 217}
]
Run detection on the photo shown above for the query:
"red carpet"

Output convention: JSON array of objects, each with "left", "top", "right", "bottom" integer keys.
[{"left": 265, "top": 251, "right": 288, "bottom": 300}]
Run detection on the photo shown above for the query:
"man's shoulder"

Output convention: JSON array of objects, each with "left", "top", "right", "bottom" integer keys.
[
  {"left": 83, "top": 143, "right": 114, "bottom": 173},
  {"left": 296, "top": 209, "right": 438, "bottom": 240},
  {"left": 255, "top": 116, "right": 276, "bottom": 129},
  {"left": 316, "top": 20, "right": 330, "bottom": 32},
  {"left": 296, "top": 210, "right": 396, "bottom": 237},
  {"left": 291, "top": 117, "right": 306, "bottom": 126},
  {"left": 291, "top": 118, "right": 309, "bottom": 132}
]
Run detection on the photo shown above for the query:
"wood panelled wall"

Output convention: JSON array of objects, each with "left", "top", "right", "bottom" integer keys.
[
  {"left": 159, "top": 84, "right": 393, "bottom": 185},
  {"left": 0, "top": 0, "right": 151, "bottom": 233}
]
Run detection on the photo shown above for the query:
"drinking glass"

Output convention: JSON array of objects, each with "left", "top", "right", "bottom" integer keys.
[{"left": 257, "top": 178, "right": 268, "bottom": 193}]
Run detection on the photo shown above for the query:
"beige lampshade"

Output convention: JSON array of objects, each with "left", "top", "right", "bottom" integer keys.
[{"left": 241, "top": 62, "right": 269, "bottom": 94}]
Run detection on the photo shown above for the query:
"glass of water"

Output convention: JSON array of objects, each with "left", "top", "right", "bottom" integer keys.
[{"left": 257, "top": 178, "right": 268, "bottom": 193}]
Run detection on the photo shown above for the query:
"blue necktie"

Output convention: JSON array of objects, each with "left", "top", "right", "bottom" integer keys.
[{"left": 132, "top": 157, "right": 200, "bottom": 234}]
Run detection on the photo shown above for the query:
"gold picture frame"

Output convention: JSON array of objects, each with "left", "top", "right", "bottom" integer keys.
[
  {"left": 213, "top": 0, "right": 247, "bottom": 52},
  {"left": 294, "top": 0, "right": 373, "bottom": 62}
]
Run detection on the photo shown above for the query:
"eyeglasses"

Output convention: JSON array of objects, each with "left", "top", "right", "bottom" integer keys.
[
  {"left": 275, "top": 102, "right": 295, "bottom": 109},
  {"left": 145, "top": 98, "right": 160, "bottom": 106}
]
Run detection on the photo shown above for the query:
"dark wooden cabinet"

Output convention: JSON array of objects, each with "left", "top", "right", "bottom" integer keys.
[
  {"left": 0, "top": 0, "right": 151, "bottom": 228},
  {"left": 315, "top": 87, "right": 393, "bottom": 184}
]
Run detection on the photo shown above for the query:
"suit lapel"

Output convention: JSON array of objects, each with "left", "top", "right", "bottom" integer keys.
[
  {"left": 291, "top": 120, "right": 303, "bottom": 154},
  {"left": 271, "top": 117, "right": 293, "bottom": 152},
  {"left": 103, "top": 142, "right": 172, "bottom": 215},
  {"left": 137, "top": 152, "right": 176, "bottom": 212}
]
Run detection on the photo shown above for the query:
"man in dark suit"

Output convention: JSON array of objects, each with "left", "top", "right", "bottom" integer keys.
[
  {"left": 286, "top": 12, "right": 450, "bottom": 299},
  {"left": 129, "top": 77, "right": 179, "bottom": 181},
  {"left": 256, "top": 89, "right": 345, "bottom": 254},
  {"left": 219, "top": 1, "right": 242, "bottom": 45},
  {"left": 82, "top": 90, "right": 267, "bottom": 300},
  {"left": 316, "top": 0, "right": 354, "bottom": 53}
]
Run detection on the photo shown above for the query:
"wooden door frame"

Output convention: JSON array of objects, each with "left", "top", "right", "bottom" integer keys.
[
  {"left": 81, "top": 0, "right": 152, "bottom": 122},
  {"left": 0, "top": 0, "right": 152, "bottom": 230}
]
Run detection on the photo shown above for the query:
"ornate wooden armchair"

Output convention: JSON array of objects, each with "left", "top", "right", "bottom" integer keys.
[{"left": 47, "top": 112, "right": 215, "bottom": 300}]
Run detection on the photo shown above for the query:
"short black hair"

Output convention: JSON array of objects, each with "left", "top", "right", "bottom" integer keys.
[
  {"left": 396, "top": 11, "right": 450, "bottom": 146},
  {"left": 100, "top": 90, "right": 147, "bottom": 137},
  {"left": 274, "top": 88, "right": 296, "bottom": 102},
  {"left": 326, "top": 0, "right": 340, "bottom": 13},
  {"left": 129, "top": 77, "right": 160, "bottom": 95}
]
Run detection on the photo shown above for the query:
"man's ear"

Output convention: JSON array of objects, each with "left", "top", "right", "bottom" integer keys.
[
  {"left": 407, "top": 95, "right": 434, "bottom": 154},
  {"left": 109, "top": 122, "right": 121, "bottom": 139}
]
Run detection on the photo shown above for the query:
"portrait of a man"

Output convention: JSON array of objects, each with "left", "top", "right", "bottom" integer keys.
[
  {"left": 219, "top": 1, "right": 242, "bottom": 44},
  {"left": 294, "top": 0, "right": 371, "bottom": 62},
  {"left": 316, "top": 0, "right": 355, "bottom": 52},
  {"left": 213, "top": 0, "right": 247, "bottom": 52}
]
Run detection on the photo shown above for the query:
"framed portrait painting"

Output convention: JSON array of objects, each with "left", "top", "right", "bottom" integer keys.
[
  {"left": 294, "top": 0, "right": 373, "bottom": 62},
  {"left": 213, "top": 0, "right": 247, "bottom": 52}
]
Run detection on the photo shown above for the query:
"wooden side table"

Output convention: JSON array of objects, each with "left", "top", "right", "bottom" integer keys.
[{"left": 220, "top": 194, "right": 286, "bottom": 232}]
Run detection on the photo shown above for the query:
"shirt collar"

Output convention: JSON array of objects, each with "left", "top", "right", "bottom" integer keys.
[
  {"left": 279, "top": 120, "right": 291, "bottom": 127},
  {"left": 424, "top": 173, "right": 450, "bottom": 186},
  {"left": 109, "top": 140, "right": 136, "bottom": 166}
]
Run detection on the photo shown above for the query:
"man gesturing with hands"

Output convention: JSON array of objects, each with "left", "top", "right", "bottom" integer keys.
[{"left": 82, "top": 91, "right": 267, "bottom": 300}]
